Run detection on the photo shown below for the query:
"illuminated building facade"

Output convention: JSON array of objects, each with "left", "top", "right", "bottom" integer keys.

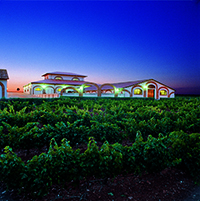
[
  {"left": 23, "top": 72, "right": 175, "bottom": 99},
  {"left": 0, "top": 69, "right": 9, "bottom": 98}
]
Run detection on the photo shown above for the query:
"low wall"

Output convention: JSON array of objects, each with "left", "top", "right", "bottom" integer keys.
[{"left": 37, "top": 93, "right": 60, "bottom": 98}]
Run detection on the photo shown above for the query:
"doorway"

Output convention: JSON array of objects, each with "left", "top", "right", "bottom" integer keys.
[
  {"left": 148, "top": 89, "right": 155, "bottom": 98},
  {"left": 147, "top": 84, "right": 155, "bottom": 98}
]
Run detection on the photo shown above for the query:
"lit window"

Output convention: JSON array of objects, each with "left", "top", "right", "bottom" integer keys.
[
  {"left": 35, "top": 88, "right": 41, "bottom": 91},
  {"left": 55, "top": 76, "right": 62, "bottom": 80},
  {"left": 72, "top": 77, "right": 79, "bottom": 81},
  {"left": 160, "top": 90, "right": 167, "bottom": 95},
  {"left": 134, "top": 88, "right": 142, "bottom": 95}
]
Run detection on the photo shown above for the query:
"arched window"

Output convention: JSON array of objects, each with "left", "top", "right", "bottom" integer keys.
[
  {"left": 134, "top": 88, "right": 142, "bottom": 95},
  {"left": 35, "top": 87, "right": 42, "bottom": 91},
  {"left": 160, "top": 90, "right": 167, "bottom": 96},
  {"left": 72, "top": 77, "right": 80, "bottom": 81},
  {"left": 55, "top": 76, "right": 63, "bottom": 80},
  {"left": 148, "top": 84, "right": 155, "bottom": 89}
]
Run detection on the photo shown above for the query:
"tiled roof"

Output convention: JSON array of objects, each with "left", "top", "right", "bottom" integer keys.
[
  {"left": 30, "top": 79, "right": 86, "bottom": 85},
  {"left": 85, "top": 79, "right": 175, "bottom": 91},
  {"left": 106, "top": 80, "right": 148, "bottom": 89},
  {"left": 0, "top": 69, "right": 9, "bottom": 80},
  {"left": 42, "top": 72, "right": 87, "bottom": 77},
  {"left": 85, "top": 79, "right": 148, "bottom": 90}
]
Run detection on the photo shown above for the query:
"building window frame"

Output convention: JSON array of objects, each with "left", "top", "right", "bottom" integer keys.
[{"left": 134, "top": 88, "right": 143, "bottom": 95}]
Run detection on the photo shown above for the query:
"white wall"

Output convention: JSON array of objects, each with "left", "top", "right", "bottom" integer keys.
[
  {"left": 31, "top": 84, "right": 42, "bottom": 95},
  {"left": 170, "top": 93, "right": 175, "bottom": 98},
  {"left": 30, "top": 84, "right": 83, "bottom": 95},
  {"left": 48, "top": 75, "right": 84, "bottom": 81},
  {"left": 83, "top": 93, "right": 98, "bottom": 97},
  {"left": 62, "top": 93, "right": 79, "bottom": 97},
  {"left": 157, "top": 85, "right": 175, "bottom": 99},
  {"left": 124, "top": 86, "right": 144, "bottom": 98},
  {"left": 28, "top": 80, "right": 175, "bottom": 99},
  {"left": 46, "top": 87, "right": 54, "bottom": 94},
  {"left": 101, "top": 93, "right": 115, "bottom": 97},
  {"left": 124, "top": 81, "right": 175, "bottom": 99},
  {"left": 0, "top": 80, "right": 7, "bottom": 98}
]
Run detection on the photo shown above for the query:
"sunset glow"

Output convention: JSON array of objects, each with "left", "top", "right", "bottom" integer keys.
[{"left": 0, "top": 1, "right": 199, "bottom": 94}]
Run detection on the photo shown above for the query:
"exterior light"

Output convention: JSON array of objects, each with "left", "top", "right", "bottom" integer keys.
[
  {"left": 42, "top": 85, "right": 46, "bottom": 89},
  {"left": 116, "top": 88, "right": 123, "bottom": 93}
]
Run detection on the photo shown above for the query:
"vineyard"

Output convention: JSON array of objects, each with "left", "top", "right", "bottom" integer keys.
[{"left": 0, "top": 96, "right": 200, "bottom": 200}]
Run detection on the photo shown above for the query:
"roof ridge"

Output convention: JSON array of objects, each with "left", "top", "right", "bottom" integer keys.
[{"left": 42, "top": 71, "right": 87, "bottom": 77}]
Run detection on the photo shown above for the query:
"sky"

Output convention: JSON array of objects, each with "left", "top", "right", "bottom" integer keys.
[{"left": 0, "top": 0, "right": 200, "bottom": 94}]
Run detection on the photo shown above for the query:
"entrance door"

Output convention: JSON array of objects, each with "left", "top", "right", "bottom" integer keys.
[{"left": 148, "top": 89, "right": 154, "bottom": 98}]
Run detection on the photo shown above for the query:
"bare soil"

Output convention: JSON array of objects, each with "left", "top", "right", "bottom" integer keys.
[{"left": 0, "top": 141, "right": 199, "bottom": 201}]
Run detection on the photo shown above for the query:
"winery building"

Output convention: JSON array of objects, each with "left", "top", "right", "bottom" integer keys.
[
  {"left": 0, "top": 69, "right": 9, "bottom": 99},
  {"left": 23, "top": 71, "right": 175, "bottom": 99}
]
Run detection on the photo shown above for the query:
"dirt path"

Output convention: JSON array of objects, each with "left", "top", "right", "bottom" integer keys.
[
  {"left": 184, "top": 185, "right": 200, "bottom": 201},
  {"left": 0, "top": 182, "right": 200, "bottom": 201},
  {"left": 0, "top": 189, "right": 19, "bottom": 201}
]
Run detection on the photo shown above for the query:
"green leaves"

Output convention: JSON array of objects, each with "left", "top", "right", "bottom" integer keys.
[
  {"left": 0, "top": 97, "right": 200, "bottom": 198},
  {"left": 99, "top": 141, "right": 123, "bottom": 178},
  {"left": 1, "top": 97, "right": 200, "bottom": 151},
  {"left": 1, "top": 132, "right": 200, "bottom": 198},
  {"left": 0, "top": 146, "right": 25, "bottom": 191}
]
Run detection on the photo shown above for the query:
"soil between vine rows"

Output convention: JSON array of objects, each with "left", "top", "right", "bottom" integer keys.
[{"left": 0, "top": 140, "right": 199, "bottom": 201}]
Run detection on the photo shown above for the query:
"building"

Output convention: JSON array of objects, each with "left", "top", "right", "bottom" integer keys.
[
  {"left": 0, "top": 69, "right": 9, "bottom": 98},
  {"left": 23, "top": 72, "right": 87, "bottom": 96},
  {"left": 23, "top": 71, "right": 175, "bottom": 99}
]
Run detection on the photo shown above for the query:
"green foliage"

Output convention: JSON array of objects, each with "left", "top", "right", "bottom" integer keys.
[
  {"left": 1, "top": 97, "right": 200, "bottom": 149},
  {"left": 143, "top": 134, "right": 181, "bottom": 173},
  {"left": 25, "top": 153, "right": 52, "bottom": 197},
  {"left": 89, "top": 121, "right": 122, "bottom": 143},
  {"left": 0, "top": 97, "right": 200, "bottom": 198},
  {"left": 99, "top": 141, "right": 123, "bottom": 178},
  {"left": 0, "top": 146, "right": 25, "bottom": 191},
  {"left": 0, "top": 131, "right": 200, "bottom": 198},
  {"left": 169, "top": 131, "right": 200, "bottom": 181},
  {"left": 80, "top": 137, "right": 101, "bottom": 178}
]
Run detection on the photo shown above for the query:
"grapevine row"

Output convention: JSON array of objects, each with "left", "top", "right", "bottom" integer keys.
[{"left": 1, "top": 131, "right": 200, "bottom": 198}]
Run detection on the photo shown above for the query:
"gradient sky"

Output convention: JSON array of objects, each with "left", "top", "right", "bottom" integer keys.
[{"left": 0, "top": 0, "right": 200, "bottom": 94}]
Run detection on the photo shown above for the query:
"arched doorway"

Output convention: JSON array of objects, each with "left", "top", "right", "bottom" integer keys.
[
  {"left": 54, "top": 86, "right": 62, "bottom": 93},
  {"left": 100, "top": 84, "right": 117, "bottom": 97},
  {"left": 145, "top": 81, "right": 158, "bottom": 99},
  {"left": 121, "top": 89, "right": 132, "bottom": 97},
  {"left": 81, "top": 82, "right": 100, "bottom": 97},
  {"left": 45, "top": 86, "right": 54, "bottom": 94},
  {"left": 147, "top": 84, "right": 155, "bottom": 98},
  {"left": 60, "top": 86, "right": 79, "bottom": 96},
  {"left": 33, "top": 85, "right": 43, "bottom": 95}
]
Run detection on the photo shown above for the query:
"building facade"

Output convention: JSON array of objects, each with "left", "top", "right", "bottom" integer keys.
[
  {"left": 0, "top": 69, "right": 9, "bottom": 99},
  {"left": 23, "top": 72, "right": 175, "bottom": 99}
]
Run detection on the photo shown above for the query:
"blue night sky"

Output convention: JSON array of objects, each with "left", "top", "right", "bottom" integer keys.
[{"left": 0, "top": 0, "right": 199, "bottom": 94}]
